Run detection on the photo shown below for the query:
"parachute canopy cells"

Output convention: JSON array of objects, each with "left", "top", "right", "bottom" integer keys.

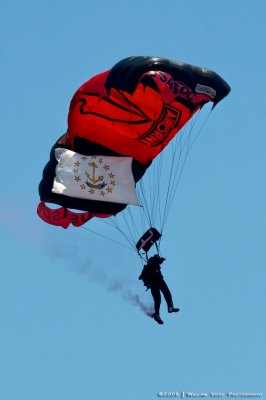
[
  {"left": 68, "top": 56, "right": 230, "bottom": 164},
  {"left": 38, "top": 56, "right": 230, "bottom": 228}
]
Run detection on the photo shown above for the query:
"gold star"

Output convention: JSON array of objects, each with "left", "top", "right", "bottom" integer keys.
[
  {"left": 80, "top": 184, "right": 86, "bottom": 190},
  {"left": 74, "top": 176, "right": 81, "bottom": 182},
  {"left": 89, "top": 189, "right": 95, "bottom": 195},
  {"left": 109, "top": 173, "right": 115, "bottom": 179},
  {"left": 81, "top": 156, "right": 88, "bottom": 160},
  {"left": 103, "top": 165, "right": 110, "bottom": 171},
  {"left": 110, "top": 180, "right": 116, "bottom": 186},
  {"left": 72, "top": 168, "right": 78, "bottom": 174},
  {"left": 98, "top": 158, "right": 103, "bottom": 164},
  {"left": 106, "top": 187, "right": 113, "bottom": 193},
  {"left": 100, "top": 191, "right": 105, "bottom": 196},
  {"left": 74, "top": 161, "right": 80, "bottom": 167}
]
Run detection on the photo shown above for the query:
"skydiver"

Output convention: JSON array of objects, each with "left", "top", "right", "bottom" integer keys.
[{"left": 139, "top": 254, "right": 179, "bottom": 325}]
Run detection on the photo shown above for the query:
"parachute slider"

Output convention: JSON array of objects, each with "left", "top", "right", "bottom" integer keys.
[{"left": 136, "top": 227, "right": 162, "bottom": 253}]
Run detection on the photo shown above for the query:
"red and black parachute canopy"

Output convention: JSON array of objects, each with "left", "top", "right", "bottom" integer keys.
[{"left": 38, "top": 56, "right": 230, "bottom": 228}]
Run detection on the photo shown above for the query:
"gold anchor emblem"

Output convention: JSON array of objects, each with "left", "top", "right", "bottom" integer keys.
[{"left": 85, "top": 161, "right": 107, "bottom": 190}]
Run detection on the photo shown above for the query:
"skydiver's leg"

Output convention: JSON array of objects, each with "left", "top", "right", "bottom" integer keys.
[
  {"left": 159, "top": 280, "right": 174, "bottom": 308},
  {"left": 159, "top": 280, "right": 180, "bottom": 313},
  {"left": 150, "top": 286, "right": 164, "bottom": 324},
  {"left": 150, "top": 286, "right": 161, "bottom": 315}
]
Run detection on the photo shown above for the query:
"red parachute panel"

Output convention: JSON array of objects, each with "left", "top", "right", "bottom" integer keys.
[
  {"left": 37, "top": 201, "right": 112, "bottom": 229},
  {"left": 67, "top": 71, "right": 206, "bottom": 164}
]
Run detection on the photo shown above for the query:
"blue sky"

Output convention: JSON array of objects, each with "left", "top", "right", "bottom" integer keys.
[{"left": 0, "top": 1, "right": 265, "bottom": 399}]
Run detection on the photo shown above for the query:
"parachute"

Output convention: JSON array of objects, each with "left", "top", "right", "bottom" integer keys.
[{"left": 38, "top": 56, "right": 230, "bottom": 234}]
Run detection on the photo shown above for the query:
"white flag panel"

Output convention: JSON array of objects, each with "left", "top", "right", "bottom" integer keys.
[{"left": 52, "top": 148, "right": 140, "bottom": 206}]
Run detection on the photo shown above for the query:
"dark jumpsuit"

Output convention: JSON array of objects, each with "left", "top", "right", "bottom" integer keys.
[{"left": 139, "top": 258, "right": 174, "bottom": 315}]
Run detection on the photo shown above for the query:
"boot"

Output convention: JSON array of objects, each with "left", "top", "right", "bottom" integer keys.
[
  {"left": 153, "top": 313, "right": 164, "bottom": 324},
  {"left": 168, "top": 306, "right": 180, "bottom": 313}
]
